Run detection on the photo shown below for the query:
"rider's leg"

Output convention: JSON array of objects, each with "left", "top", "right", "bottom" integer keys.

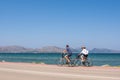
[
  {"left": 81, "top": 54, "right": 88, "bottom": 61},
  {"left": 80, "top": 55, "right": 85, "bottom": 66},
  {"left": 80, "top": 55, "right": 85, "bottom": 62},
  {"left": 84, "top": 55, "right": 88, "bottom": 60},
  {"left": 64, "top": 55, "right": 70, "bottom": 63}
]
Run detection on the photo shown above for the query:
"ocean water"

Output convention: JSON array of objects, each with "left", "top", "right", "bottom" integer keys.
[{"left": 0, "top": 53, "right": 120, "bottom": 66}]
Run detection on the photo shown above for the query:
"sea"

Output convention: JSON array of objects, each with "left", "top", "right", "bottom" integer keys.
[{"left": 0, "top": 53, "right": 120, "bottom": 66}]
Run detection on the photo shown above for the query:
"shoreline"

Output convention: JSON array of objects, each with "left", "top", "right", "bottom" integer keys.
[
  {"left": 0, "top": 61, "right": 120, "bottom": 68},
  {"left": 0, "top": 61, "right": 120, "bottom": 69},
  {"left": 0, "top": 62, "right": 120, "bottom": 80}
]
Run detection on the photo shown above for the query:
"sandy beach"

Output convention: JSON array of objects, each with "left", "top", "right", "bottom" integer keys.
[{"left": 0, "top": 62, "right": 120, "bottom": 80}]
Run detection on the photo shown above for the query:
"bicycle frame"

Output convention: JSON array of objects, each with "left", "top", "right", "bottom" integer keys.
[{"left": 57, "top": 53, "right": 93, "bottom": 67}]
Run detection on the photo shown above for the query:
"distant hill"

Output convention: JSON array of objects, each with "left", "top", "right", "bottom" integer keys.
[
  {"left": 37, "top": 46, "right": 64, "bottom": 53},
  {"left": 0, "top": 46, "right": 64, "bottom": 53},
  {"left": 0, "top": 46, "right": 34, "bottom": 53},
  {"left": 0, "top": 46, "right": 120, "bottom": 53}
]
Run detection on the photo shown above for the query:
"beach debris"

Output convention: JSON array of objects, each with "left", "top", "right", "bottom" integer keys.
[
  {"left": 32, "top": 62, "right": 46, "bottom": 64},
  {"left": 2, "top": 60, "right": 5, "bottom": 62},
  {"left": 40, "top": 62, "right": 45, "bottom": 65}
]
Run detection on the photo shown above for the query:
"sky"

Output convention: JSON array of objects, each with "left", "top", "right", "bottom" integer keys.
[{"left": 0, "top": 0, "right": 120, "bottom": 50}]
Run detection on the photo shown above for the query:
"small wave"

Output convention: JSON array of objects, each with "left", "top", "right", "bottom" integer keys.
[{"left": 101, "top": 64, "right": 111, "bottom": 67}]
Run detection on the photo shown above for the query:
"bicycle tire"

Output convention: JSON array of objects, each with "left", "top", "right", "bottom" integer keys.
[
  {"left": 73, "top": 59, "right": 81, "bottom": 66},
  {"left": 57, "top": 58, "right": 66, "bottom": 66},
  {"left": 84, "top": 58, "right": 93, "bottom": 67}
]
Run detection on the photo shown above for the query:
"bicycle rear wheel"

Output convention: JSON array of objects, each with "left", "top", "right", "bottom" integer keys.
[
  {"left": 73, "top": 59, "right": 81, "bottom": 66},
  {"left": 57, "top": 58, "right": 66, "bottom": 66}
]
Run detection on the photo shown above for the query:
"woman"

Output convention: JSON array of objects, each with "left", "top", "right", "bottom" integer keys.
[{"left": 77, "top": 46, "right": 89, "bottom": 61}]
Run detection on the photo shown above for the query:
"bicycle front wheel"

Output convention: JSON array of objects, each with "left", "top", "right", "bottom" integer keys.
[{"left": 84, "top": 58, "right": 93, "bottom": 67}]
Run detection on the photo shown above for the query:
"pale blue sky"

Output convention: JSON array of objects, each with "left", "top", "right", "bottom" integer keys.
[{"left": 0, "top": 0, "right": 120, "bottom": 50}]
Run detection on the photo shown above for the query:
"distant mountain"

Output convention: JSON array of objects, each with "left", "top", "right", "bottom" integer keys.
[
  {"left": 37, "top": 46, "right": 64, "bottom": 53},
  {"left": 0, "top": 46, "right": 64, "bottom": 53},
  {"left": 0, "top": 46, "right": 34, "bottom": 53},
  {"left": 89, "top": 48, "right": 120, "bottom": 53},
  {"left": 0, "top": 46, "right": 120, "bottom": 53}
]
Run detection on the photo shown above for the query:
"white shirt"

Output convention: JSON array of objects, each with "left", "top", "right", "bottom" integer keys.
[{"left": 80, "top": 49, "right": 89, "bottom": 55}]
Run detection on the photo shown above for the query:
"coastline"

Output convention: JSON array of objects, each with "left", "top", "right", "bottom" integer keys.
[
  {"left": 0, "top": 62, "right": 120, "bottom": 80},
  {"left": 0, "top": 61, "right": 120, "bottom": 68}
]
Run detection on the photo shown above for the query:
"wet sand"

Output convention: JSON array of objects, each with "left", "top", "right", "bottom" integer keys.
[{"left": 0, "top": 62, "right": 120, "bottom": 80}]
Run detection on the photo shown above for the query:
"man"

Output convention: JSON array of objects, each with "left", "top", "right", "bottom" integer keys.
[{"left": 63, "top": 45, "right": 72, "bottom": 64}]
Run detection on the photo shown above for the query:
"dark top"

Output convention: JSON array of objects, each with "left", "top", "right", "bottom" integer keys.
[{"left": 66, "top": 47, "right": 72, "bottom": 55}]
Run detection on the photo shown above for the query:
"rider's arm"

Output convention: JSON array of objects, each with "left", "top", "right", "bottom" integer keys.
[
  {"left": 63, "top": 50, "right": 67, "bottom": 54},
  {"left": 81, "top": 49, "right": 89, "bottom": 55}
]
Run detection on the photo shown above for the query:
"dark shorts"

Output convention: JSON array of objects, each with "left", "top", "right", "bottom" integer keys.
[
  {"left": 77, "top": 54, "right": 88, "bottom": 59},
  {"left": 65, "top": 53, "right": 72, "bottom": 57},
  {"left": 83, "top": 54, "right": 88, "bottom": 58}
]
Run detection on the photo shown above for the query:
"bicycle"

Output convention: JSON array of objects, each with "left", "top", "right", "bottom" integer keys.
[
  {"left": 57, "top": 53, "right": 76, "bottom": 67},
  {"left": 57, "top": 53, "right": 93, "bottom": 67},
  {"left": 77, "top": 54, "right": 93, "bottom": 67}
]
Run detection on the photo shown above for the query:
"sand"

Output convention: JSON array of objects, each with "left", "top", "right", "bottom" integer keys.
[{"left": 0, "top": 62, "right": 120, "bottom": 80}]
